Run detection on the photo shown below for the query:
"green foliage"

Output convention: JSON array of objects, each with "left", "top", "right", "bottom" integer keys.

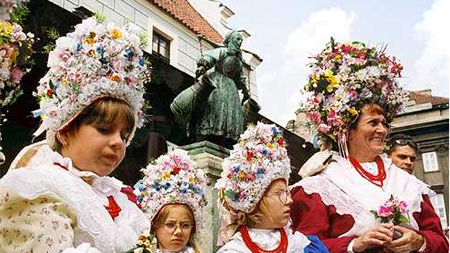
[
  {"left": 42, "top": 28, "right": 60, "bottom": 54},
  {"left": 94, "top": 12, "right": 106, "bottom": 23},
  {"left": 10, "top": 3, "right": 30, "bottom": 25}
]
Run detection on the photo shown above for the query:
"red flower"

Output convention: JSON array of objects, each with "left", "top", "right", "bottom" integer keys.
[
  {"left": 46, "top": 89, "right": 53, "bottom": 97},
  {"left": 104, "top": 195, "right": 122, "bottom": 220},
  {"left": 172, "top": 167, "right": 181, "bottom": 175},
  {"left": 277, "top": 137, "right": 285, "bottom": 146},
  {"left": 246, "top": 151, "right": 254, "bottom": 162}
]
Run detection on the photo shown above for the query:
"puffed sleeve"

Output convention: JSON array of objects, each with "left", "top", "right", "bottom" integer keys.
[
  {"left": 290, "top": 185, "right": 355, "bottom": 253},
  {"left": 413, "top": 195, "right": 449, "bottom": 253},
  {"left": 0, "top": 186, "right": 77, "bottom": 252}
]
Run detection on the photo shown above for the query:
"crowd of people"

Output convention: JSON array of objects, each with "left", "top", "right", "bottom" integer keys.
[{"left": 0, "top": 15, "right": 448, "bottom": 253}]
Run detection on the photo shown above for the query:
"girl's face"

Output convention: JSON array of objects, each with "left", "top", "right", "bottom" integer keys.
[
  {"left": 155, "top": 205, "right": 194, "bottom": 251},
  {"left": 256, "top": 179, "right": 293, "bottom": 229},
  {"left": 59, "top": 119, "right": 128, "bottom": 176}
]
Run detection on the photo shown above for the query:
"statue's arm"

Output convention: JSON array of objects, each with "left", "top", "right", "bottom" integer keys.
[{"left": 236, "top": 71, "right": 250, "bottom": 103}]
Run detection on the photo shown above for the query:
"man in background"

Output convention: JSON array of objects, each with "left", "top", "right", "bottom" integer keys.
[{"left": 387, "top": 134, "right": 419, "bottom": 174}]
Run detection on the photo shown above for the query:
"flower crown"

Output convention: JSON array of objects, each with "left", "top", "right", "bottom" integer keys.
[
  {"left": 0, "top": 20, "right": 34, "bottom": 111},
  {"left": 136, "top": 149, "right": 207, "bottom": 231},
  {"left": 302, "top": 38, "right": 404, "bottom": 142},
  {"left": 215, "top": 122, "right": 291, "bottom": 213},
  {"left": 33, "top": 16, "right": 147, "bottom": 148}
]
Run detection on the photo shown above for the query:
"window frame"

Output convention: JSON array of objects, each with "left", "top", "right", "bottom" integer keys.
[
  {"left": 152, "top": 31, "right": 170, "bottom": 61},
  {"left": 422, "top": 151, "right": 439, "bottom": 172},
  {"left": 430, "top": 193, "right": 448, "bottom": 229}
]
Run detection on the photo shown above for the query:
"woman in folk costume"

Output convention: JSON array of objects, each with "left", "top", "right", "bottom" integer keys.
[
  {"left": 215, "top": 122, "right": 329, "bottom": 253},
  {"left": 134, "top": 149, "right": 207, "bottom": 253},
  {"left": 0, "top": 16, "right": 149, "bottom": 252},
  {"left": 290, "top": 38, "right": 448, "bottom": 253}
]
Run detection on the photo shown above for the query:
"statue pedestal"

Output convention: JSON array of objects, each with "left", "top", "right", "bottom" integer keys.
[{"left": 180, "top": 140, "right": 230, "bottom": 253}]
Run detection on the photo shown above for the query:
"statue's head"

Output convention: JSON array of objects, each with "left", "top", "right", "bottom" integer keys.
[{"left": 224, "top": 30, "right": 243, "bottom": 50}]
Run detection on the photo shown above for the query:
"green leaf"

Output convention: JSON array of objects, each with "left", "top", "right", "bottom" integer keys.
[
  {"left": 398, "top": 215, "right": 409, "bottom": 223},
  {"left": 10, "top": 3, "right": 30, "bottom": 25}
]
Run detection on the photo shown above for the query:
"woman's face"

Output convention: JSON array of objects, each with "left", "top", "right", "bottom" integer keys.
[
  {"left": 348, "top": 104, "right": 388, "bottom": 161},
  {"left": 256, "top": 179, "right": 292, "bottom": 229},
  {"left": 59, "top": 119, "right": 128, "bottom": 176},
  {"left": 155, "top": 205, "right": 194, "bottom": 251}
]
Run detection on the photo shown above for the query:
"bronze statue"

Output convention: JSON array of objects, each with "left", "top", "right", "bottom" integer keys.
[{"left": 171, "top": 30, "right": 250, "bottom": 145}]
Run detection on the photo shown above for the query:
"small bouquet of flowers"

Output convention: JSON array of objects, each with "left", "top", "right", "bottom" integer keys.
[
  {"left": 371, "top": 195, "right": 409, "bottom": 239},
  {"left": 125, "top": 229, "right": 158, "bottom": 253}
]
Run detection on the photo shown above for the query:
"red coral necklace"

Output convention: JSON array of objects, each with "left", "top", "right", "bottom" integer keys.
[
  {"left": 349, "top": 156, "right": 386, "bottom": 187},
  {"left": 240, "top": 226, "right": 288, "bottom": 253}
]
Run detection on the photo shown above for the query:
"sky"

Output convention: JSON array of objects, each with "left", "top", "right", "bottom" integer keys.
[{"left": 221, "top": 0, "right": 450, "bottom": 126}]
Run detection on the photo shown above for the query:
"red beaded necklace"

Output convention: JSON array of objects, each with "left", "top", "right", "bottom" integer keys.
[
  {"left": 348, "top": 156, "right": 386, "bottom": 187},
  {"left": 240, "top": 226, "right": 288, "bottom": 253}
]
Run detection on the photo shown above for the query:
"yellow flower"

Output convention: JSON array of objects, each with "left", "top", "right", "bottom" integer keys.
[
  {"left": 0, "top": 21, "right": 13, "bottom": 37},
  {"left": 161, "top": 172, "right": 171, "bottom": 179},
  {"left": 334, "top": 54, "right": 342, "bottom": 62},
  {"left": 266, "top": 143, "right": 274, "bottom": 149},
  {"left": 239, "top": 171, "right": 247, "bottom": 180},
  {"left": 324, "top": 70, "right": 339, "bottom": 92},
  {"left": 348, "top": 108, "right": 359, "bottom": 116},
  {"left": 111, "top": 74, "right": 121, "bottom": 82},
  {"left": 111, "top": 29, "right": 122, "bottom": 40},
  {"left": 189, "top": 177, "right": 196, "bottom": 183},
  {"left": 84, "top": 32, "right": 97, "bottom": 45},
  {"left": 311, "top": 73, "right": 319, "bottom": 84}
]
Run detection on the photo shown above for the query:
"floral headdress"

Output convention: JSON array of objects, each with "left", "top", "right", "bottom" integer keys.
[
  {"left": 215, "top": 122, "right": 291, "bottom": 214},
  {"left": 302, "top": 38, "right": 404, "bottom": 156},
  {"left": 33, "top": 16, "right": 148, "bottom": 148},
  {"left": 136, "top": 149, "right": 207, "bottom": 231},
  {"left": 0, "top": 20, "right": 33, "bottom": 110}
]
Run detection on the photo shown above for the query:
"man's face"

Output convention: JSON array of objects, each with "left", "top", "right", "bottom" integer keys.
[{"left": 390, "top": 145, "right": 417, "bottom": 174}]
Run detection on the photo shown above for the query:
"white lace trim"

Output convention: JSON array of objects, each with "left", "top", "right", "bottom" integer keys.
[
  {"left": 218, "top": 227, "right": 310, "bottom": 253},
  {"left": 0, "top": 146, "right": 149, "bottom": 252},
  {"left": 293, "top": 154, "right": 435, "bottom": 236}
]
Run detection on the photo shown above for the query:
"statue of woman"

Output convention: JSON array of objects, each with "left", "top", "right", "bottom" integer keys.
[{"left": 171, "top": 30, "right": 250, "bottom": 145}]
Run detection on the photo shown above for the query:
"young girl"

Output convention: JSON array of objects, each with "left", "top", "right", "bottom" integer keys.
[
  {"left": 0, "top": 16, "right": 149, "bottom": 252},
  {"left": 134, "top": 149, "right": 207, "bottom": 253},
  {"left": 215, "top": 122, "right": 329, "bottom": 253}
]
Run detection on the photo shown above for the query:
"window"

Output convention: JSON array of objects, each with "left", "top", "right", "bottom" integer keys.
[
  {"left": 422, "top": 151, "right": 439, "bottom": 172},
  {"left": 430, "top": 193, "right": 448, "bottom": 228},
  {"left": 152, "top": 32, "right": 170, "bottom": 60}
]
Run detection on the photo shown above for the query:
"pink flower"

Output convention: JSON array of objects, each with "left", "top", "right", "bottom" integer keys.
[
  {"left": 10, "top": 67, "right": 23, "bottom": 83},
  {"left": 318, "top": 123, "right": 331, "bottom": 133},
  {"left": 307, "top": 112, "right": 322, "bottom": 124},
  {"left": 377, "top": 205, "right": 393, "bottom": 218},
  {"left": 399, "top": 201, "right": 408, "bottom": 213}
]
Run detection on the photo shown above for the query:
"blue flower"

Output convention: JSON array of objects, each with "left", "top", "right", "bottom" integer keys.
[
  {"left": 139, "top": 57, "right": 145, "bottom": 66},
  {"left": 125, "top": 49, "right": 134, "bottom": 59},
  {"left": 233, "top": 166, "right": 240, "bottom": 173},
  {"left": 76, "top": 42, "right": 83, "bottom": 52}
]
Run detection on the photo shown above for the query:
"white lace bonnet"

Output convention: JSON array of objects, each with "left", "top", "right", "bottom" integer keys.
[
  {"left": 32, "top": 16, "right": 147, "bottom": 149},
  {"left": 215, "top": 122, "right": 291, "bottom": 213},
  {"left": 136, "top": 149, "right": 207, "bottom": 231}
]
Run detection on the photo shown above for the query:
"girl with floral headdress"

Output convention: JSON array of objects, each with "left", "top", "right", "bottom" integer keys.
[
  {"left": 291, "top": 39, "right": 448, "bottom": 253},
  {"left": 215, "top": 122, "right": 329, "bottom": 253},
  {"left": 134, "top": 149, "right": 207, "bottom": 253},
  {"left": 0, "top": 16, "right": 149, "bottom": 252}
]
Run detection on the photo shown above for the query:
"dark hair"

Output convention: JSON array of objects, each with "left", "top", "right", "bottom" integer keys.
[
  {"left": 55, "top": 98, "right": 135, "bottom": 151},
  {"left": 387, "top": 134, "right": 419, "bottom": 154}
]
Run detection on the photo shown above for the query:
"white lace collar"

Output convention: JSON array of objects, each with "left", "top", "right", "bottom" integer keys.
[
  {"left": 296, "top": 153, "right": 435, "bottom": 236},
  {"left": 51, "top": 151, "right": 123, "bottom": 196}
]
